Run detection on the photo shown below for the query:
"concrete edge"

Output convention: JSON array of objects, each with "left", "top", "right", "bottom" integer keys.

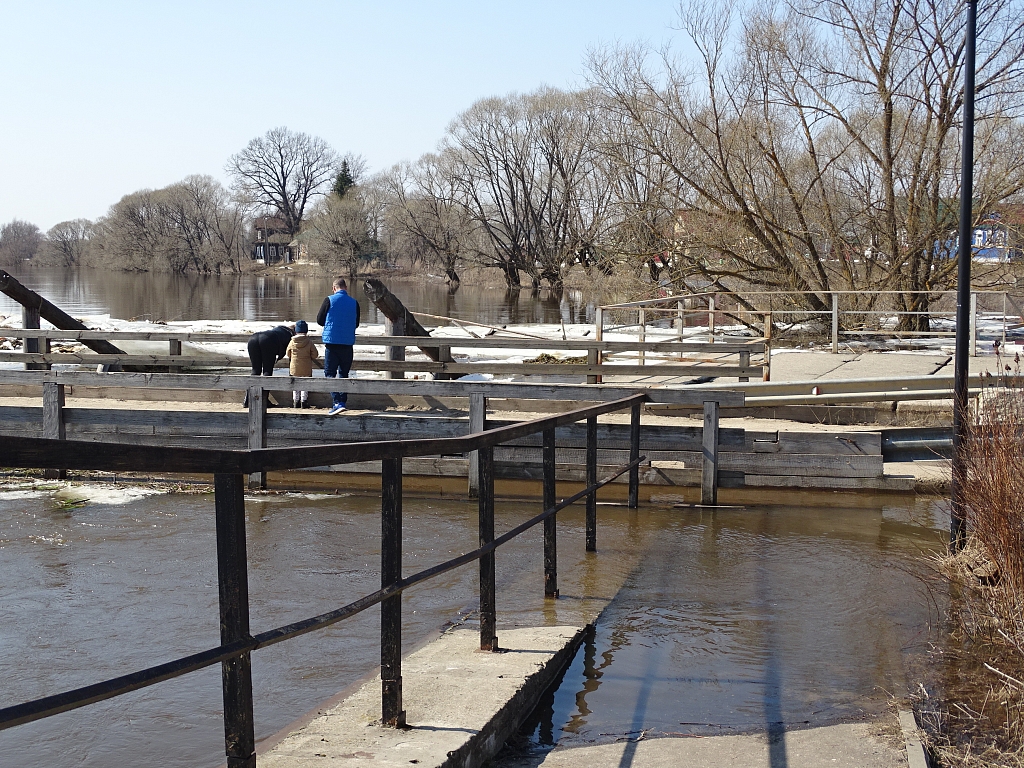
[
  {"left": 899, "top": 709, "right": 931, "bottom": 768},
  {"left": 440, "top": 623, "right": 591, "bottom": 768}
]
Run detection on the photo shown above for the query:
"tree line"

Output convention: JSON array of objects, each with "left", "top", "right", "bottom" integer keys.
[{"left": 4, "top": 0, "right": 1023, "bottom": 321}]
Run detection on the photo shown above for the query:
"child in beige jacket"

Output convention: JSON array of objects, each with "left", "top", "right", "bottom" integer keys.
[{"left": 285, "top": 320, "right": 319, "bottom": 408}]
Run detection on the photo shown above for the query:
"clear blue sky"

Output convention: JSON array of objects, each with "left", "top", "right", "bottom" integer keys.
[{"left": 0, "top": 1, "right": 684, "bottom": 231}]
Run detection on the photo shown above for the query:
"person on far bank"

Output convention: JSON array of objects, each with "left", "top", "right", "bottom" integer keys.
[
  {"left": 243, "top": 324, "right": 294, "bottom": 406},
  {"left": 316, "top": 277, "right": 360, "bottom": 415},
  {"left": 285, "top": 320, "right": 319, "bottom": 408}
]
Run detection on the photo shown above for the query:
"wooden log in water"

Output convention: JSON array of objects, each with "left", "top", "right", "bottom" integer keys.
[
  {"left": 0, "top": 270, "right": 130, "bottom": 367},
  {"left": 363, "top": 279, "right": 442, "bottom": 363}
]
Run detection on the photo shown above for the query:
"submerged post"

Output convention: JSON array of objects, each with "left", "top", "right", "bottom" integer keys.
[
  {"left": 628, "top": 402, "right": 641, "bottom": 509},
  {"left": 381, "top": 457, "right": 406, "bottom": 727},
  {"left": 586, "top": 415, "right": 597, "bottom": 552},
  {"left": 543, "top": 427, "right": 558, "bottom": 598},
  {"left": 702, "top": 401, "right": 720, "bottom": 506},
  {"left": 214, "top": 473, "right": 256, "bottom": 768},
  {"left": 478, "top": 446, "right": 498, "bottom": 651}
]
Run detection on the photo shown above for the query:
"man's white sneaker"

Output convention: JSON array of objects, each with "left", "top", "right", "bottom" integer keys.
[{"left": 328, "top": 404, "right": 347, "bottom": 415}]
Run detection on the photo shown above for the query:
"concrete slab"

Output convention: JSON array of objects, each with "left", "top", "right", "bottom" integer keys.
[
  {"left": 770, "top": 351, "right": 950, "bottom": 381},
  {"left": 259, "top": 626, "right": 585, "bottom": 768},
  {"left": 497, "top": 721, "right": 907, "bottom": 768}
]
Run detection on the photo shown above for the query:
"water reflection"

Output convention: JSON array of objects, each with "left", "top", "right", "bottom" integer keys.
[
  {"left": 497, "top": 503, "right": 943, "bottom": 765},
  {"left": 1, "top": 266, "right": 591, "bottom": 326}
]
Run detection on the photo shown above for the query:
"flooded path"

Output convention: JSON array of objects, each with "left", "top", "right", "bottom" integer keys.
[
  {"left": 498, "top": 501, "right": 946, "bottom": 766},
  {"left": 0, "top": 484, "right": 945, "bottom": 767}
]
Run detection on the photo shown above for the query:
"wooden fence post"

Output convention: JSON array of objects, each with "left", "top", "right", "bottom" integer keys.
[
  {"left": 23, "top": 306, "right": 49, "bottom": 371},
  {"left": 436, "top": 345, "right": 452, "bottom": 381},
  {"left": 594, "top": 306, "right": 603, "bottom": 384},
  {"left": 247, "top": 385, "right": 266, "bottom": 490},
  {"left": 708, "top": 296, "right": 716, "bottom": 343},
  {"left": 701, "top": 400, "right": 720, "bottom": 506},
  {"left": 543, "top": 427, "right": 558, "bottom": 598},
  {"left": 763, "top": 312, "right": 773, "bottom": 381},
  {"left": 381, "top": 457, "right": 406, "bottom": 726},
  {"left": 467, "top": 393, "right": 486, "bottom": 498},
  {"left": 214, "top": 473, "right": 256, "bottom": 768},
  {"left": 42, "top": 381, "right": 67, "bottom": 479},
  {"left": 169, "top": 338, "right": 182, "bottom": 374},
  {"left": 587, "top": 347, "right": 599, "bottom": 384},
  {"left": 478, "top": 445, "right": 497, "bottom": 651},
  {"left": 628, "top": 402, "right": 640, "bottom": 509},
  {"left": 586, "top": 415, "right": 597, "bottom": 552},
  {"left": 831, "top": 293, "right": 840, "bottom": 354},
  {"left": 385, "top": 316, "right": 406, "bottom": 380},
  {"left": 739, "top": 350, "right": 750, "bottom": 383},
  {"left": 638, "top": 308, "right": 646, "bottom": 365}
]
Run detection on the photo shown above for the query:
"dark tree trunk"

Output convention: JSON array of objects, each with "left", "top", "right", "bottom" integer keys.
[{"left": 362, "top": 278, "right": 442, "bottom": 361}]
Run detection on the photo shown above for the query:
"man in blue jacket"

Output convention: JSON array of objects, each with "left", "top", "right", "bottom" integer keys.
[{"left": 316, "top": 277, "right": 360, "bottom": 415}]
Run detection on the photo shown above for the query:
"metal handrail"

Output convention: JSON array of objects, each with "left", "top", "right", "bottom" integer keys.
[{"left": 0, "top": 392, "right": 649, "bottom": 768}]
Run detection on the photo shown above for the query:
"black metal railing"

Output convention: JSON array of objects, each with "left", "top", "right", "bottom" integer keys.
[{"left": 0, "top": 392, "right": 647, "bottom": 767}]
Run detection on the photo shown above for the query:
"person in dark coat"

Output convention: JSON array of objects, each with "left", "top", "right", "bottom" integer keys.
[{"left": 247, "top": 325, "right": 294, "bottom": 376}]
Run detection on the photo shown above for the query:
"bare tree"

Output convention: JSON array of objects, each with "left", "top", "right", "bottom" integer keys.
[
  {"left": 43, "top": 219, "right": 93, "bottom": 267},
  {"left": 227, "top": 126, "right": 339, "bottom": 237},
  {"left": 588, "top": 0, "right": 1024, "bottom": 325},
  {"left": 0, "top": 219, "right": 43, "bottom": 265},
  {"left": 309, "top": 191, "right": 375, "bottom": 278}
]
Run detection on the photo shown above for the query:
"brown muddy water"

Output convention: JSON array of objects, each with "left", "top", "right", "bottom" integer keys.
[
  {"left": 0, "top": 266, "right": 593, "bottom": 326},
  {"left": 0, "top": 485, "right": 946, "bottom": 768}
]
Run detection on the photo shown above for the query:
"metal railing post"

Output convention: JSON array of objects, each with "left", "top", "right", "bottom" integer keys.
[
  {"left": 701, "top": 401, "right": 720, "bottom": 506},
  {"left": 543, "top": 427, "right": 558, "bottom": 598},
  {"left": 468, "top": 393, "right": 486, "bottom": 498},
  {"left": 586, "top": 415, "right": 597, "bottom": 552},
  {"left": 247, "top": 385, "right": 267, "bottom": 490},
  {"left": 831, "top": 293, "right": 840, "bottom": 354},
  {"left": 478, "top": 446, "right": 498, "bottom": 651},
  {"left": 628, "top": 402, "right": 640, "bottom": 509},
  {"left": 42, "top": 381, "right": 67, "bottom": 480},
  {"left": 214, "top": 473, "right": 256, "bottom": 768},
  {"left": 381, "top": 457, "right": 406, "bottom": 726}
]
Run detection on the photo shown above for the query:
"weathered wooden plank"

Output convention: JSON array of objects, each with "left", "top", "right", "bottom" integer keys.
[
  {"left": 744, "top": 431, "right": 883, "bottom": 456},
  {"left": 742, "top": 474, "right": 915, "bottom": 491},
  {"left": 468, "top": 393, "right": 486, "bottom": 497},
  {"left": 1, "top": 328, "right": 764, "bottom": 354},
  {"left": 0, "top": 370, "right": 746, "bottom": 406},
  {"left": 664, "top": 451, "right": 884, "bottom": 477},
  {"left": 1, "top": 352, "right": 761, "bottom": 379},
  {"left": 248, "top": 386, "right": 267, "bottom": 489}
]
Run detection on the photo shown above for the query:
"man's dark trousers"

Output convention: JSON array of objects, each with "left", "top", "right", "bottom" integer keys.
[{"left": 324, "top": 344, "right": 354, "bottom": 407}]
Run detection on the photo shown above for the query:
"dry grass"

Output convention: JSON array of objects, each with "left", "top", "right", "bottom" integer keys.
[{"left": 921, "top": 354, "right": 1024, "bottom": 765}]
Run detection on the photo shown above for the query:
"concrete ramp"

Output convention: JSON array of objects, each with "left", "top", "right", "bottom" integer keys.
[{"left": 260, "top": 626, "right": 586, "bottom": 768}]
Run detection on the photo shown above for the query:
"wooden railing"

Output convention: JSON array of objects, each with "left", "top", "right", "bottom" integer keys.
[
  {"left": 599, "top": 289, "right": 1022, "bottom": 356},
  {"left": 0, "top": 393, "right": 652, "bottom": 767},
  {"left": 0, "top": 328, "right": 769, "bottom": 382}
]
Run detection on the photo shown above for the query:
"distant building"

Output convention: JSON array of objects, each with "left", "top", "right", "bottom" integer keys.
[
  {"left": 252, "top": 216, "right": 295, "bottom": 264},
  {"left": 972, "top": 206, "right": 1024, "bottom": 262}
]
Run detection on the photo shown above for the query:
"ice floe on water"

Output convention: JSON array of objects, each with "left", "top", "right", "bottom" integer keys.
[{"left": 0, "top": 480, "right": 168, "bottom": 507}]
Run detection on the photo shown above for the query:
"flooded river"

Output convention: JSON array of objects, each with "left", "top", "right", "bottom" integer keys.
[
  {"left": 0, "top": 266, "right": 593, "bottom": 326},
  {"left": 0, "top": 484, "right": 946, "bottom": 768}
]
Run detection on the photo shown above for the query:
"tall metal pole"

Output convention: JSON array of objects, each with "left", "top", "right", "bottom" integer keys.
[{"left": 951, "top": 0, "right": 978, "bottom": 552}]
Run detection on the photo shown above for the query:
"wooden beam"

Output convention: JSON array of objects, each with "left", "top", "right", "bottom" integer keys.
[
  {"left": 0, "top": 370, "right": 745, "bottom": 406},
  {"left": 247, "top": 386, "right": 266, "bottom": 489},
  {"left": 467, "top": 392, "right": 486, "bottom": 498},
  {"left": 41, "top": 382, "right": 66, "bottom": 479}
]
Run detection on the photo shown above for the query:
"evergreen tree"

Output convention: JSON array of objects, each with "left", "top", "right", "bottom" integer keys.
[{"left": 333, "top": 160, "right": 356, "bottom": 199}]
